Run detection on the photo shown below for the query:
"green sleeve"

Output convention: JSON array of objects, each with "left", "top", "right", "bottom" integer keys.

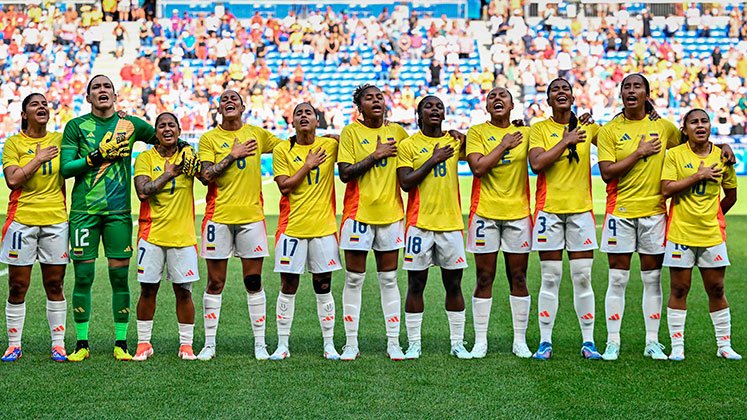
[
  {"left": 60, "top": 119, "right": 89, "bottom": 178},
  {"left": 131, "top": 116, "right": 157, "bottom": 145}
]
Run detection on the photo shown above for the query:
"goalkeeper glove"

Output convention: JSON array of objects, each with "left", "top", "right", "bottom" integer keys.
[
  {"left": 87, "top": 131, "right": 130, "bottom": 166},
  {"left": 173, "top": 145, "right": 200, "bottom": 177}
]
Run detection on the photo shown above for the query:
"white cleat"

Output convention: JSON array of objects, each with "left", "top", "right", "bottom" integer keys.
[
  {"left": 470, "top": 342, "right": 488, "bottom": 359},
  {"left": 643, "top": 341, "right": 668, "bottom": 360},
  {"left": 404, "top": 341, "right": 421, "bottom": 360},
  {"left": 602, "top": 342, "right": 620, "bottom": 361},
  {"left": 323, "top": 343, "right": 340, "bottom": 360},
  {"left": 387, "top": 342, "right": 405, "bottom": 361},
  {"left": 269, "top": 345, "right": 290, "bottom": 361},
  {"left": 512, "top": 342, "right": 533, "bottom": 359},
  {"left": 196, "top": 345, "right": 216, "bottom": 361},
  {"left": 717, "top": 346, "right": 742, "bottom": 360},
  {"left": 340, "top": 345, "right": 360, "bottom": 361},
  {"left": 669, "top": 346, "right": 685, "bottom": 361},
  {"left": 254, "top": 344, "right": 270, "bottom": 361},
  {"left": 450, "top": 342, "right": 473, "bottom": 359}
]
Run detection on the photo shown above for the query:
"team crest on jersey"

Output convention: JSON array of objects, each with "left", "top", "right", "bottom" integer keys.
[
  {"left": 221, "top": 142, "right": 230, "bottom": 148},
  {"left": 620, "top": 133, "right": 632, "bottom": 142},
  {"left": 684, "top": 163, "right": 694, "bottom": 169},
  {"left": 293, "top": 156, "right": 303, "bottom": 163},
  {"left": 419, "top": 147, "right": 428, "bottom": 153},
  {"left": 361, "top": 139, "right": 370, "bottom": 145},
  {"left": 154, "top": 166, "right": 162, "bottom": 172}
]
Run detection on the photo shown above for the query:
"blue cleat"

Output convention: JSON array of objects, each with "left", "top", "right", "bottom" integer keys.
[
  {"left": 51, "top": 345, "right": 68, "bottom": 362},
  {"left": 581, "top": 342, "right": 603, "bottom": 360},
  {"left": 1, "top": 346, "right": 22, "bottom": 362},
  {"left": 533, "top": 341, "right": 553, "bottom": 360}
]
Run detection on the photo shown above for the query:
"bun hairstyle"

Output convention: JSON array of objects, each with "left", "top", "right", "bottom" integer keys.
[
  {"left": 415, "top": 95, "right": 441, "bottom": 130},
  {"left": 21, "top": 93, "right": 45, "bottom": 131},
  {"left": 679, "top": 108, "right": 709, "bottom": 144},
  {"left": 289, "top": 102, "right": 318, "bottom": 149}
]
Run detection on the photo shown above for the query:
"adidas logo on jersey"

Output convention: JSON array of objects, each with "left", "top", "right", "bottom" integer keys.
[
  {"left": 684, "top": 163, "right": 694, "bottom": 169},
  {"left": 294, "top": 156, "right": 303, "bottom": 163},
  {"left": 327, "top": 259, "right": 337, "bottom": 267},
  {"left": 361, "top": 139, "right": 370, "bottom": 145},
  {"left": 154, "top": 166, "right": 162, "bottom": 172},
  {"left": 396, "top": 237, "right": 403, "bottom": 244},
  {"left": 714, "top": 254, "right": 724, "bottom": 262},
  {"left": 620, "top": 133, "right": 632, "bottom": 142},
  {"left": 583, "top": 238, "right": 593, "bottom": 245},
  {"left": 420, "top": 147, "right": 429, "bottom": 153},
  {"left": 27, "top": 149, "right": 34, "bottom": 154},
  {"left": 254, "top": 245, "right": 264, "bottom": 252},
  {"left": 488, "top": 136, "right": 497, "bottom": 142},
  {"left": 221, "top": 142, "right": 230, "bottom": 148},
  {"left": 455, "top": 256, "right": 465, "bottom": 264},
  {"left": 185, "top": 269, "right": 194, "bottom": 276},
  {"left": 551, "top": 133, "right": 559, "bottom": 138},
  {"left": 86, "top": 132, "right": 95, "bottom": 139},
  {"left": 521, "top": 241, "right": 529, "bottom": 248}
]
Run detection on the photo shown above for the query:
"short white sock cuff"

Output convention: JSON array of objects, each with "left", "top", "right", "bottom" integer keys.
[
  {"left": 316, "top": 292, "right": 334, "bottom": 303},
  {"left": 6, "top": 302, "right": 25, "bottom": 312}
]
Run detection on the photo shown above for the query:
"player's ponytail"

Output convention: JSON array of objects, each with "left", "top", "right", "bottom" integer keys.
[{"left": 20, "top": 93, "right": 46, "bottom": 132}]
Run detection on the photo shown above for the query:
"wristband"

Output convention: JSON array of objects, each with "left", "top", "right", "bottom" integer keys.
[{"left": 86, "top": 149, "right": 105, "bottom": 166}]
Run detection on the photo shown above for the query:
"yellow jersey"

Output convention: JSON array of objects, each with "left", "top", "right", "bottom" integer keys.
[
  {"left": 338, "top": 121, "right": 409, "bottom": 225},
  {"left": 273, "top": 137, "right": 338, "bottom": 239},
  {"left": 134, "top": 148, "right": 196, "bottom": 248},
  {"left": 198, "top": 124, "right": 282, "bottom": 225},
  {"left": 1, "top": 132, "right": 66, "bottom": 227},
  {"left": 467, "top": 123, "right": 531, "bottom": 221},
  {"left": 662, "top": 142, "right": 737, "bottom": 248},
  {"left": 528, "top": 118, "right": 599, "bottom": 215},
  {"left": 397, "top": 131, "right": 463, "bottom": 232},
  {"left": 598, "top": 116, "right": 681, "bottom": 218}
]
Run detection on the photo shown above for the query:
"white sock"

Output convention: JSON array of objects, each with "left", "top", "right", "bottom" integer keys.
[
  {"left": 472, "top": 297, "right": 492, "bottom": 346},
  {"left": 570, "top": 258, "right": 595, "bottom": 343},
  {"left": 316, "top": 292, "right": 335, "bottom": 346},
  {"left": 510, "top": 295, "right": 530, "bottom": 347},
  {"left": 137, "top": 320, "right": 153, "bottom": 344},
  {"left": 46, "top": 299, "right": 66, "bottom": 347},
  {"left": 377, "top": 270, "right": 401, "bottom": 345},
  {"left": 5, "top": 302, "right": 25, "bottom": 347},
  {"left": 538, "top": 260, "right": 562, "bottom": 343},
  {"left": 343, "top": 271, "right": 365, "bottom": 348},
  {"left": 710, "top": 308, "right": 732, "bottom": 348},
  {"left": 446, "top": 310, "right": 466, "bottom": 346},
  {"left": 641, "top": 269, "right": 662, "bottom": 343},
  {"left": 178, "top": 323, "right": 194, "bottom": 346},
  {"left": 604, "top": 268, "right": 630, "bottom": 344},
  {"left": 247, "top": 289, "right": 266, "bottom": 346},
  {"left": 203, "top": 293, "right": 222, "bottom": 347},
  {"left": 276, "top": 292, "right": 296, "bottom": 348},
  {"left": 667, "top": 307, "right": 687, "bottom": 351},
  {"left": 405, "top": 312, "right": 423, "bottom": 343}
]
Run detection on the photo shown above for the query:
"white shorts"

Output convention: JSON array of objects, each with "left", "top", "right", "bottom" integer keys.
[
  {"left": 600, "top": 213, "right": 666, "bottom": 254},
  {"left": 137, "top": 239, "right": 200, "bottom": 284},
  {"left": 200, "top": 219, "right": 270, "bottom": 260},
  {"left": 339, "top": 219, "right": 405, "bottom": 252},
  {"left": 466, "top": 215, "right": 532, "bottom": 254},
  {"left": 663, "top": 241, "right": 730, "bottom": 269},
  {"left": 0, "top": 221, "right": 69, "bottom": 266},
  {"left": 274, "top": 234, "right": 342, "bottom": 274},
  {"left": 531, "top": 211, "right": 598, "bottom": 252},
  {"left": 402, "top": 226, "right": 468, "bottom": 271}
]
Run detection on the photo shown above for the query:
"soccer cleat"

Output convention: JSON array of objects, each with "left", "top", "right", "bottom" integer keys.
[
  {"left": 323, "top": 343, "right": 340, "bottom": 360},
  {"left": 269, "top": 345, "right": 290, "bottom": 361},
  {"left": 340, "top": 345, "right": 360, "bottom": 361},
  {"left": 254, "top": 344, "right": 270, "bottom": 361},
  {"left": 196, "top": 345, "right": 216, "bottom": 361},
  {"left": 717, "top": 346, "right": 742, "bottom": 361},
  {"left": 132, "top": 343, "right": 154, "bottom": 362},
  {"left": 387, "top": 342, "right": 405, "bottom": 361},
  {"left": 1, "top": 346, "right": 22, "bottom": 362},
  {"left": 643, "top": 342, "right": 668, "bottom": 360},
  {"left": 113, "top": 345, "right": 133, "bottom": 361},
  {"left": 512, "top": 342, "right": 533, "bottom": 359},
  {"left": 581, "top": 342, "right": 602, "bottom": 360},
  {"left": 602, "top": 342, "right": 620, "bottom": 361},
  {"left": 533, "top": 341, "right": 553, "bottom": 360},
  {"left": 450, "top": 342, "right": 473, "bottom": 359},
  {"left": 67, "top": 347, "right": 90, "bottom": 362},
  {"left": 50, "top": 346, "right": 68, "bottom": 362},
  {"left": 669, "top": 346, "right": 685, "bottom": 361},
  {"left": 178, "top": 345, "right": 197, "bottom": 361},
  {"left": 404, "top": 341, "right": 421, "bottom": 360},
  {"left": 470, "top": 342, "right": 488, "bottom": 359}
]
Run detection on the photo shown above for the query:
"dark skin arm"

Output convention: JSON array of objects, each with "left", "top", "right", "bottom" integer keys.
[
  {"left": 134, "top": 159, "right": 180, "bottom": 201},
  {"left": 397, "top": 143, "right": 454, "bottom": 192},
  {"left": 4, "top": 143, "right": 58, "bottom": 190},
  {"left": 275, "top": 147, "right": 327, "bottom": 195},
  {"left": 338, "top": 135, "right": 397, "bottom": 183},
  {"left": 200, "top": 138, "right": 257, "bottom": 183},
  {"left": 467, "top": 132, "right": 522, "bottom": 178},
  {"left": 721, "top": 188, "right": 737, "bottom": 215},
  {"left": 529, "top": 127, "right": 586, "bottom": 173}
]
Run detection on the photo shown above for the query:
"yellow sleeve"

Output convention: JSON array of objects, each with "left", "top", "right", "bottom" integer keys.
[
  {"left": 596, "top": 126, "right": 616, "bottom": 163},
  {"left": 133, "top": 152, "right": 151, "bottom": 178},
  {"left": 1, "top": 137, "right": 19, "bottom": 168},
  {"left": 337, "top": 126, "right": 356, "bottom": 164},
  {"left": 528, "top": 125, "right": 545, "bottom": 151},
  {"left": 198, "top": 133, "right": 215, "bottom": 163},
  {"left": 259, "top": 127, "right": 283, "bottom": 153},
  {"left": 465, "top": 127, "right": 484, "bottom": 156},
  {"left": 661, "top": 150, "right": 678, "bottom": 181},
  {"left": 722, "top": 164, "right": 737, "bottom": 190},
  {"left": 397, "top": 140, "right": 414, "bottom": 169},
  {"left": 394, "top": 124, "right": 409, "bottom": 141},
  {"left": 326, "top": 137, "right": 339, "bottom": 161},
  {"left": 583, "top": 123, "right": 600, "bottom": 142},
  {"left": 662, "top": 119, "right": 683, "bottom": 149},
  {"left": 272, "top": 146, "right": 290, "bottom": 177}
]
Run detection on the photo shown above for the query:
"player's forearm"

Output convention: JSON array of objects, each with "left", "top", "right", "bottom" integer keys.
[
  {"left": 661, "top": 176, "right": 701, "bottom": 198},
  {"left": 135, "top": 173, "right": 175, "bottom": 201},
  {"left": 201, "top": 155, "right": 235, "bottom": 183},
  {"left": 721, "top": 188, "right": 737, "bottom": 215},
  {"left": 60, "top": 155, "right": 89, "bottom": 178},
  {"left": 398, "top": 159, "right": 438, "bottom": 192},
  {"left": 529, "top": 144, "right": 565, "bottom": 173},
  {"left": 338, "top": 155, "right": 377, "bottom": 183},
  {"left": 598, "top": 153, "right": 641, "bottom": 183},
  {"left": 470, "top": 145, "right": 508, "bottom": 178},
  {"left": 4, "top": 158, "right": 44, "bottom": 189}
]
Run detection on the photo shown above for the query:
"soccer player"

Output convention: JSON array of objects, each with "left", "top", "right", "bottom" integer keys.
[
  {"left": 197, "top": 89, "right": 281, "bottom": 361},
  {"left": 528, "top": 78, "right": 602, "bottom": 360},
  {"left": 465, "top": 87, "right": 532, "bottom": 358},
  {"left": 661, "top": 108, "right": 740, "bottom": 361},
  {"left": 397, "top": 95, "right": 471, "bottom": 360},
  {"left": 337, "top": 84, "right": 408, "bottom": 361},
  {"left": 270, "top": 102, "right": 341, "bottom": 361},
  {"left": 132, "top": 112, "right": 201, "bottom": 361},
  {"left": 60, "top": 75, "right": 160, "bottom": 362},
  {"left": 1, "top": 93, "right": 68, "bottom": 362}
]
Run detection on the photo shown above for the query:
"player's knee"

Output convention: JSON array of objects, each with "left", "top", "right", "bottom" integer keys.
[
  {"left": 706, "top": 282, "right": 725, "bottom": 300},
  {"left": 7, "top": 277, "right": 28, "bottom": 301},
  {"left": 243, "top": 274, "right": 262, "bottom": 293},
  {"left": 670, "top": 282, "right": 690, "bottom": 299},
  {"left": 175, "top": 283, "right": 193, "bottom": 300},
  {"left": 510, "top": 272, "right": 527, "bottom": 293},
  {"left": 475, "top": 271, "right": 494, "bottom": 294},
  {"left": 443, "top": 277, "right": 463, "bottom": 297},
  {"left": 312, "top": 274, "right": 331, "bottom": 294},
  {"left": 44, "top": 279, "right": 64, "bottom": 299},
  {"left": 407, "top": 275, "right": 426, "bottom": 296},
  {"left": 140, "top": 284, "right": 159, "bottom": 299},
  {"left": 206, "top": 279, "right": 225, "bottom": 294}
]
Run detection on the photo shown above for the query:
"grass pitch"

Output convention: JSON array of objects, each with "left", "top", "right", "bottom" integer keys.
[{"left": 0, "top": 177, "right": 745, "bottom": 419}]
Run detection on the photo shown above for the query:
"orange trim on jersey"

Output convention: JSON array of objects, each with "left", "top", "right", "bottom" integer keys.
[
  {"left": 405, "top": 187, "right": 420, "bottom": 233},
  {"left": 664, "top": 201, "right": 674, "bottom": 242},
  {"left": 276, "top": 195, "right": 290, "bottom": 244},
  {"left": 468, "top": 177, "right": 481, "bottom": 225},
  {"left": 525, "top": 175, "right": 531, "bottom": 217},
  {"left": 534, "top": 173, "right": 547, "bottom": 221},
  {"left": 717, "top": 204, "right": 727, "bottom": 242},
  {"left": 202, "top": 182, "right": 217, "bottom": 233},
  {"left": 2, "top": 189, "right": 22, "bottom": 241},
  {"left": 605, "top": 179, "right": 618, "bottom": 215},
  {"left": 340, "top": 179, "right": 360, "bottom": 232},
  {"left": 138, "top": 201, "right": 152, "bottom": 241}
]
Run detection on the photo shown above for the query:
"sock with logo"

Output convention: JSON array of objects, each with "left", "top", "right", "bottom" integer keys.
[
  {"left": 472, "top": 297, "right": 492, "bottom": 346},
  {"left": 247, "top": 289, "right": 266, "bottom": 347},
  {"left": 378, "top": 271, "right": 401, "bottom": 346},
  {"left": 538, "top": 260, "right": 562, "bottom": 343},
  {"left": 604, "top": 268, "right": 630, "bottom": 344},
  {"left": 5, "top": 302, "right": 25, "bottom": 347},
  {"left": 710, "top": 308, "right": 732, "bottom": 348},
  {"left": 343, "top": 271, "right": 365, "bottom": 348},
  {"left": 203, "top": 293, "right": 222, "bottom": 347},
  {"left": 72, "top": 261, "right": 95, "bottom": 341},
  {"left": 47, "top": 299, "right": 67, "bottom": 347},
  {"left": 667, "top": 308, "right": 686, "bottom": 353},
  {"left": 510, "top": 295, "right": 531, "bottom": 347},
  {"left": 570, "top": 258, "right": 595, "bottom": 343},
  {"left": 276, "top": 292, "right": 295, "bottom": 348},
  {"left": 316, "top": 292, "right": 336, "bottom": 346},
  {"left": 641, "top": 269, "right": 662, "bottom": 343}
]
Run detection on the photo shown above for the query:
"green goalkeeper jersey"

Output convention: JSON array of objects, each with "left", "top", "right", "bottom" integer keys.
[{"left": 61, "top": 113, "right": 156, "bottom": 215}]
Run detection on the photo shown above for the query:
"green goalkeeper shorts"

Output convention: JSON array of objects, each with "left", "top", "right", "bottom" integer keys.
[{"left": 69, "top": 212, "right": 133, "bottom": 261}]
